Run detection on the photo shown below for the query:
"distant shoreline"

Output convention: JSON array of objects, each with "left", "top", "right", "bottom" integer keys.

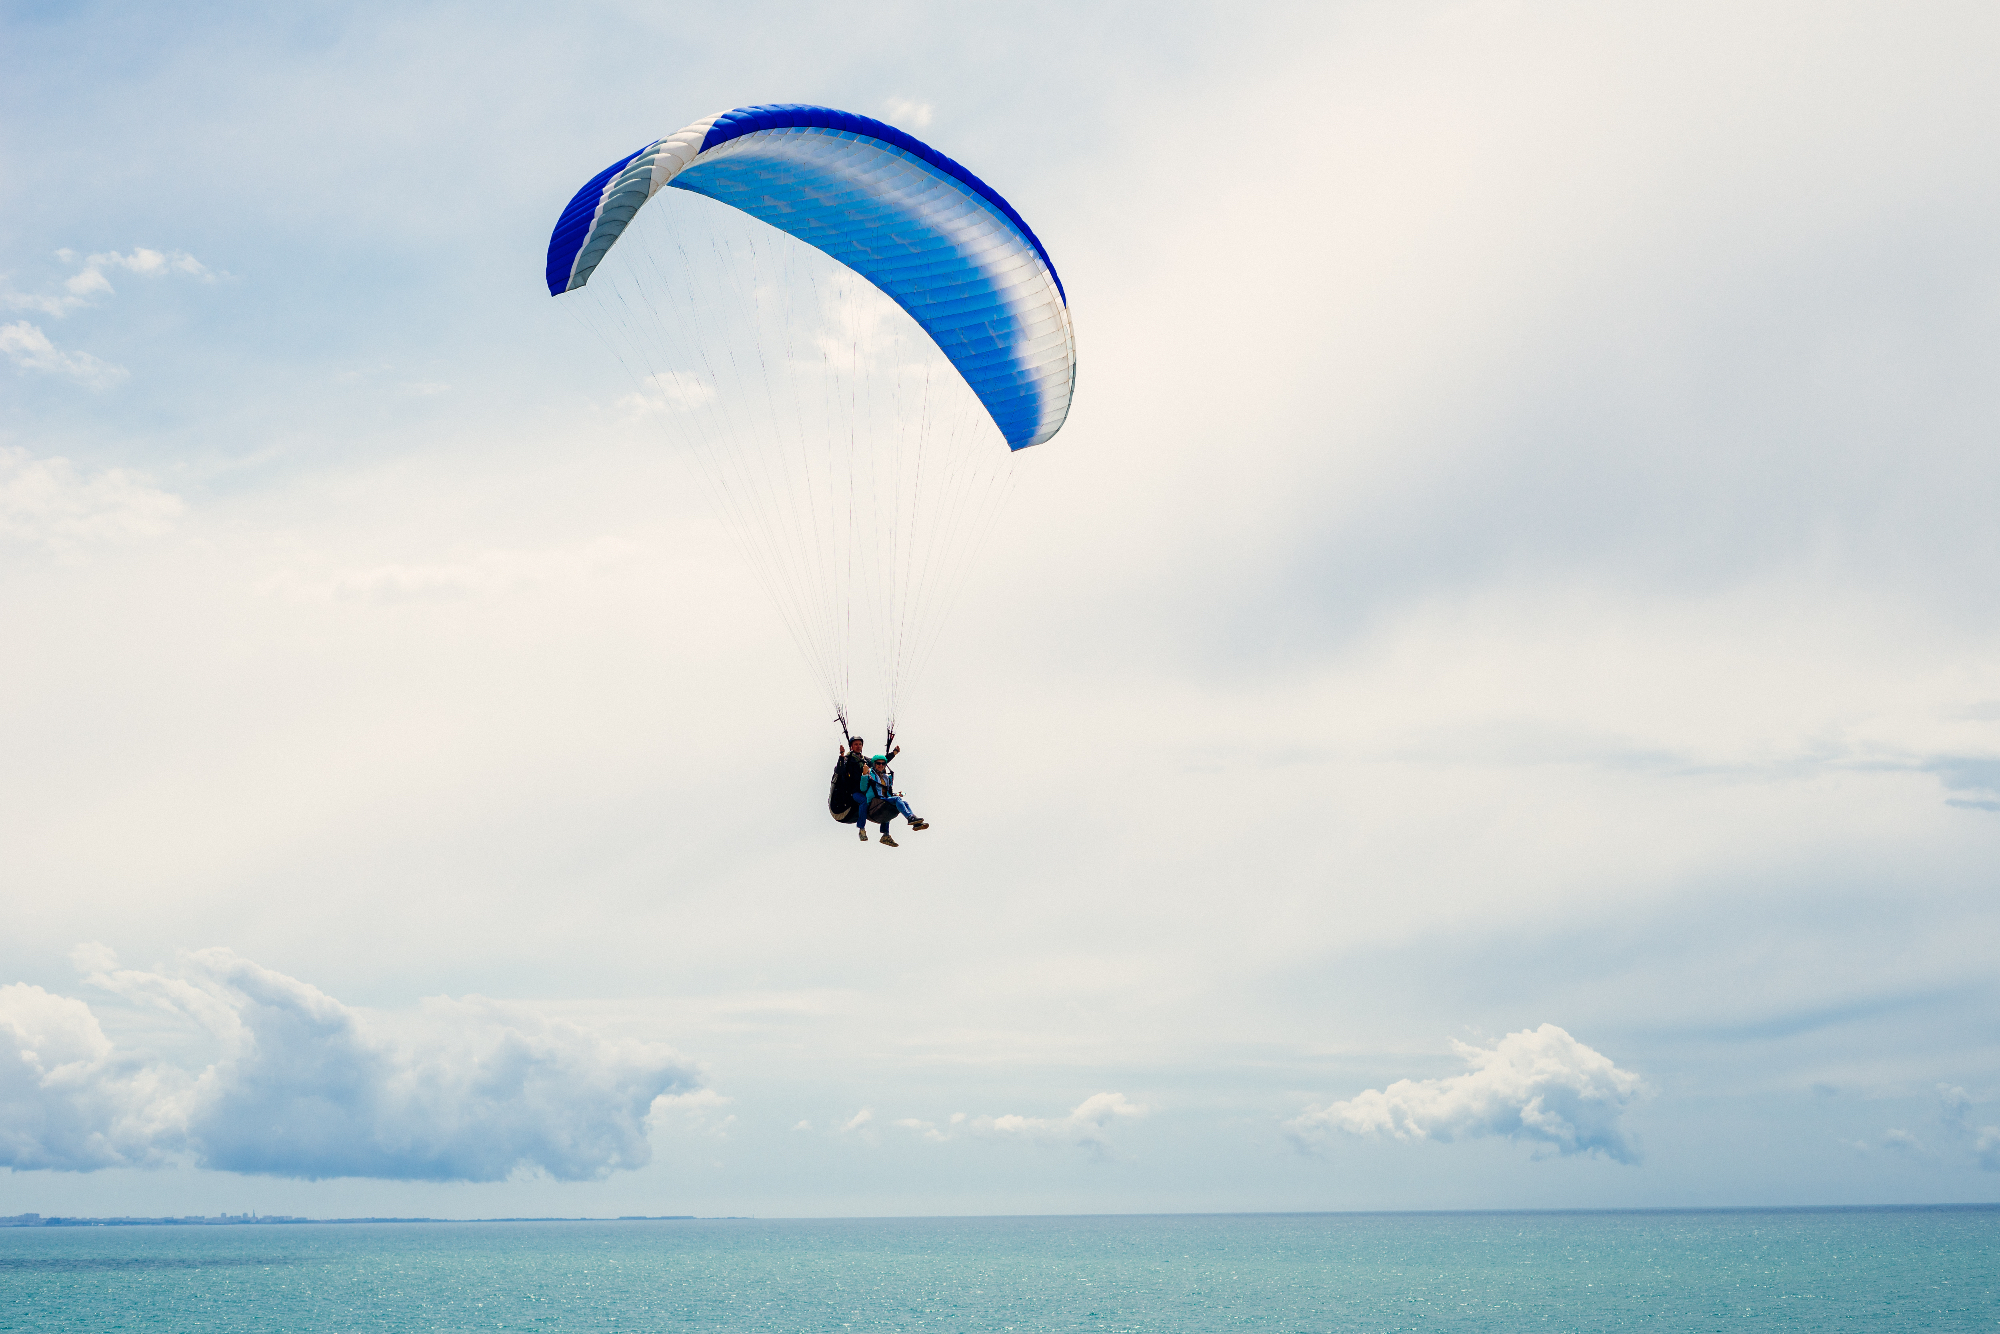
[{"left": 0, "top": 1214, "right": 702, "bottom": 1228}]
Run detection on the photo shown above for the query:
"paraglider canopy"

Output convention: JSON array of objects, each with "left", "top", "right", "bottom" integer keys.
[{"left": 546, "top": 104, "right": 1075, "bottom": 450}]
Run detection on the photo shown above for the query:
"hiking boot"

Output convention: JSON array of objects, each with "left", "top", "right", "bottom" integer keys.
[
  {"left": 858, "top": 828, "right": 869, "bottom": 842},
  {"left": 910, "top": 819, "right": 930, "bottom": 831},
  {"left": 879, "top": 833, "right": 899, "bottom": 847}
]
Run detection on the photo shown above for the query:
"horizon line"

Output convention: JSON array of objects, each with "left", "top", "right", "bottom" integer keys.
[{"left": 5, "top": 1203, "right": 1996, "bottom": 1228}]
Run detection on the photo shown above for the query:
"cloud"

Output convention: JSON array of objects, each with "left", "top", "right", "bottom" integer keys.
[
  {"left": 62, "top": 268, "right": 114, "bottom": 300},
  {"left": 840, "top": 1108, "right": 873, "bottom": 1132},
  {"left": 976, "top": 1092, "right": 1145, "bottom": 1158},
  {"left": 881, "top": 97, "right": 934, "bottom": 128},
  {"left": 648, "top": 1088, "right": 735, "bottom": 1140},
  {"left": 0, "top": 321, "right": 127, "bottom": 388},
  {"left": 1287, "top": 1025, "right": 1645, "bottom": 1163},
  {"left": 0, "top": 948, "right": 698, "bottom": 1181},
  {"left": 6, "top": 247, "right": 211, "bottom": 316},
  {"left": 891, "top": 1094, "right": 1146, "bottom": 1158},
  {"left": 0, "top": 983, "right": 188, "bottom": 1171},
  {"left": 83, "top": 248, "right": 211, "bottom": 281},
  {"left": 0, "top": 446, "right": 182, "bottom": 548},
  {"left": 1882, "top": 1127, "right": 1921, "bottom": 1152},
  {"left": 893, "top": 1114, "right": 958, "bottom": 1144},
  {"left": 0, "top": 244, "right": 216, "bottom": 410}
]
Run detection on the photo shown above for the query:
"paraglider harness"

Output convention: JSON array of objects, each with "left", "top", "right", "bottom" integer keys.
[{"left": 828, "top": 717, "right": 900, "bottom": 825}]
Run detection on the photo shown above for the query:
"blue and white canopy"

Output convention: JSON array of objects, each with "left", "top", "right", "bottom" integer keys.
[{"left": 545, "top": 104, "right": 1074, "bottom": 450}]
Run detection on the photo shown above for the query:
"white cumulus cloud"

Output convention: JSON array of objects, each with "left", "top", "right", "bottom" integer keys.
[
  {"left": 977, "top": 1092, "right": 1145, "bottom": 1151},
  {"left": 1287, "top": 1024, "right": 1645, "bottom": 1163},
  {"left": 0, "top": 983, "right": 188, "bottom": 1171},
  {"left": 62, "top": 268, "right": 115, "bottom": 300},
  {"left": 0, "top": 321, "right": 127, "bottom": 389},
  {"left": 892, "top": 1093, "right": 1146, "bottom": 1158},
  {"left": 893, "top": 1115, "right": 954, "bottom": 1143},
  {"left": 649, "top": 1088, "right": 735, "bottom": 1140},
  {"left": 83, "top": 248, "right": 211, "bottom": 281},
  {"left": 0, "top": 446, "right": 182, "bottom": 548},
  {"left": 0, "top": 947, "right": 699, "bottom": 1181}
]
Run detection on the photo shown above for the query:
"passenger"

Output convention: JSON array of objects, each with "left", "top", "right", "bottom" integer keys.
[{"left": 864, "top": 755, "right": 928, "bottom": 847}]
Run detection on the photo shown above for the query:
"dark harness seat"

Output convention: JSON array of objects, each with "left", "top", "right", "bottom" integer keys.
[{"left": 830, "top": 796, "right": 900, "bottom": 825}]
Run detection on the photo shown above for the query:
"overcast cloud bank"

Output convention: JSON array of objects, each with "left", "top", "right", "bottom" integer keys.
[
  {"left": 1288, "top": 1025, "right": 1645, "bottom": 1163},
  {"left": 5, "top": 0, "right": 2000, "bottom": 1216},
  {"left": 0, "top": 948, "right": 697, "bottom": 1180}
]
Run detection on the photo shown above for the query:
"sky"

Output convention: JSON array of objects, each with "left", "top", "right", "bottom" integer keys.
[{"left": 3, "top": 0, "right": 1999, "bottom": 1219}]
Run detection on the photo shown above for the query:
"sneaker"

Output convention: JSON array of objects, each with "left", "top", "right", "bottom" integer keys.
[
  {"left": 879, "top": 833, "right": 899, "bottom": 847},
  {"left": 910, "top": 819, "right": 930, "bottom": 831},
  {"left": 858, "top": 828, "right": 869, "bottom": 842}
]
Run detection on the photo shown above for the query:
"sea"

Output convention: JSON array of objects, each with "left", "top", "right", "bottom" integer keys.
[{"left": 2, "top": 1207, "right": 1994, "bottom": 1332}]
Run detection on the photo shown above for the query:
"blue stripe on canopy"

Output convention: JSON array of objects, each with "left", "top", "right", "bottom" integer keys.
[{"left": 701, "top": 105, "right": 1065, "bottom": 305}]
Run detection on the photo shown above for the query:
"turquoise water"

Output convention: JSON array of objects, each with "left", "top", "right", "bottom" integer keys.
[{"left": 2, "top": 1208, "right": 1994, "bottom": 1332}]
